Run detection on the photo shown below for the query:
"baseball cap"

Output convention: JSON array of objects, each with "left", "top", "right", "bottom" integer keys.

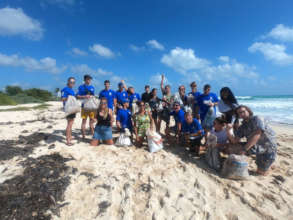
[{"left": 118, "top": 82, "right": 123, "bottom": 87}]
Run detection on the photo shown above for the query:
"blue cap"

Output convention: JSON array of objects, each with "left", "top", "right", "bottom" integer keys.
[
  {"left": 118, "top": 82, "right": 123, "bottom": 87},
  {"left": 122, "top": 99, "right": 129, "bottom": 103}
]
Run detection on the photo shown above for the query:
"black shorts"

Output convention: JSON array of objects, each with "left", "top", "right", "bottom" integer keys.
[{"left": 66, "top": 113, "right": 76, "bottom": 120}]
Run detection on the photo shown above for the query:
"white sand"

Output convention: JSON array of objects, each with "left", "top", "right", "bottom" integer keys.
[{"left": 0, "top": 101, "right": 293, "bottom": 220}]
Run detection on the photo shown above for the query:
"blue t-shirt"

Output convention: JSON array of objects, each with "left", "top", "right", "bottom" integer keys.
[
  {"left": 182, "top": 118, "right": 204, "bottom": 135},
  {"left": 61, "top": 86, "right": 75, "bottom": 106},
  {"left": 116, "top": 108, "right": 132, "bottom": 130},
  {"left": 170, "top": 109, "right": 185, "bottom": 124},
  {"left": 77, "top": 84, "right": 95, "bottom": 96},
  {"left": 189, "top": 91, "right": 201, "bottom": 104},
  {"left": 116, "top": 90, "right": 128, "bottom": 104},
  {"left": 197, "top": 93, "right": 219, "bottom": 120},
  {"left": 99, "top": 89, "right": 117, "bottom": 109},
  {"left": 129, "top": 93, "right": 141, "bottom": 108}
]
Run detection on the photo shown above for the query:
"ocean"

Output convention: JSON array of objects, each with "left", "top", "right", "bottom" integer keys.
[{"left": 235, "top": 95, "right": 293, "bottom": 125}]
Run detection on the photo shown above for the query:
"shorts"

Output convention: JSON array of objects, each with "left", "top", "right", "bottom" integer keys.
[
  {"left": 81, "top": 108, "right": 96, "bottom": 120},
  {"left": 159, "top": 108, "right": 170, "bottom": 124},
  {"left": 93, "top": 125, "right": 112, "bottom": 141},
  {"left": 66, "top": 113, "right": 76, "bottom": 120},
  {"left": 256, "top": 150, "right": 276, "bottom": 171}
]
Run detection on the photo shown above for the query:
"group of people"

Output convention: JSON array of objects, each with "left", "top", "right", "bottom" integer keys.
[{"left": 61, "top": 74, "right": 277, "bottom": 176}]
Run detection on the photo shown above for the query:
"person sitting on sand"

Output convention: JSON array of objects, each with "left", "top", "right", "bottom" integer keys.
[
  {"left": 133, "top": 101, "right": 154, "bottom": 147},
  {"left": 229, "top": 105, "right": 277, "bottom": 175},
  {"left": 116, "top": 99, "right": 133, "bottom": 135},
  {"left": 210, "top": 117, "right": 235, "bottom": 153},
  {"left": 182, "top": 112, "right": 204, "bottom": 155},
  {"left": 218, "top": 87, "right": 238, "bottom": 123},
  {"left": 168, "top": 101, "right": 185, "bottom": 143},
  {"left": 91, "top": 97, "right": 114, "bottom": 146},
  {"left": 61, "top": 77, "right": 77, "bottom": 146},
  {"left": 76, "top": 74, "right": 96, "bottom": 139}
]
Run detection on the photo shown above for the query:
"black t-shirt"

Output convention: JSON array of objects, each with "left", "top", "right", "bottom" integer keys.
[{"left": 141, "top": 92, "right": 152, "bottom": 103}]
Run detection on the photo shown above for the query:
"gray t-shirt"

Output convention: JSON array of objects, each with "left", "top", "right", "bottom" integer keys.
[{"left": 235, "top": 116, "right": 277, "bottom": 154}]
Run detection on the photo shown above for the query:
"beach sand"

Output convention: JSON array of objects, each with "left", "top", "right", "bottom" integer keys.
[{"left": 0, "top": 102, "right": 293, "bottom": 220}]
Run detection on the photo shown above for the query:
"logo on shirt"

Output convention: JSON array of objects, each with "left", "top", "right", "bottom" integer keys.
[{"left": 109, "top": 92, "right": 112, "bottom": 96}]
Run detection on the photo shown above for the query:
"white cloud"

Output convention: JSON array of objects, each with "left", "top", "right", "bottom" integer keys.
[
  {"left": 266, "top": 24, "right": 293, "bottom": 42},
  {"left": 89, "top": 44, "right": 115, "bottom": 58},
  {"left": 248, "top": 42, "right": 293, "bottom": 65},
  {"left": 218, "top": 56, "right": 230, "bottom": 62},
  {"left": 129, "top": 44, "right": 145, "bottom": 52},
  {"left": 161, "top": 47, "right": 209, "bottom": 74},
  {"left": 146, "top": 39, "right": 165, "bottom": 51},
  {"left": 0, "top": 7, "right": 44, "bottom": 40},
  {"left": 149, "top": 73, "right": 171, "bottom": 88},
  {"left": 71, "top": 48, "right": 88, "bottom": 56},
  {"left": 0, "top": 52, "right": 66, "bottom": 74},
  {"left": 71, "top": 64, "right": 113, "bottom": 76}
]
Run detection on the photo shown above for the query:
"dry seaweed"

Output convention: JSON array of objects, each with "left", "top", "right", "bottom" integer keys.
[{"left": 0, "top": 153, "right": 75, "bottom": 220}]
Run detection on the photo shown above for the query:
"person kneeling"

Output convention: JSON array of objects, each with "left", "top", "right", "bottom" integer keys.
[
  {"left": 116, "top": 99, "right": 133, "bottom": 140},
  {"left": 182, "top": 112, "right": 204, "bottom": 156},
  {"left": 91, "top": 97, "right": 114, "bottom": 146}
]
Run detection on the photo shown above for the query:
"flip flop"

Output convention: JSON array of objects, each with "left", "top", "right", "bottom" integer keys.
[{"left": 66, "top": 143, "right": 74, "bottom": 146}]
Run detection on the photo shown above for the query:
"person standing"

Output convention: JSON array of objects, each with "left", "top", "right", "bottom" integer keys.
[
  {"left": 218, "top": 87, "right": 238, "bottom": 123},
  {"left": 61, "top": 77, "right": 77, "bottom": 146},
  {"left": 197, "top": 84, "right": 219, "bottom": 130},
  {"left": 116, "top": 80, "right": 128, "bottom": 107},
  {"left": 99, "top": 80, "right": 117, "bottom": 111},
  {"left": 141, "top": 85, "right": 152, "bottom": 104},
  {"left": 160, "top": 74, "right": 173, "bottom": 135},
  {"left": 91, "top": 97, "right": 114, "bottom": 146},
  {"left": 128, "top": 87, "right": 141, "bottom": 111},
  {"left": 188, "top": 81, "right": 201, "bottom": 119},
  {"left": 76, "top": 75, "right": 95, "bottom": 139},
  {"left": 174, "top": 85, "right": 187, "bottom": 108},
  {"left": 149, "top": 88, "right": 161, "bottom": 132}
]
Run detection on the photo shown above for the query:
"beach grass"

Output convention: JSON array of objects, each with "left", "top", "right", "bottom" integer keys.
[{"left": 0, "top": 103, "right": 51, "bottom": 112}]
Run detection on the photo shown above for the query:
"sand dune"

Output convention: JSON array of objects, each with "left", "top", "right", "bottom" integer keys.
[{"left": 0, "top": 102, "right": 293, "bottom": 220}]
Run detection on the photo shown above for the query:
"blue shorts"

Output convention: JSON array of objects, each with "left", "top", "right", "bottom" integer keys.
[
  {"left": 93, "top": 125, "right": 112, "bottom": 141},
  {"left": 256, "top": 151, "right": 276, "bottom": 171}
]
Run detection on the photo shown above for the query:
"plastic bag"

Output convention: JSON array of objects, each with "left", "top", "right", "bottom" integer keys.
[
  {"left": 115, "top": 133, "right": 132, "bottom": 147},
  {"left": 205, "top": 133, "right": 221, "bottom": 171},
  {"left": 146, "top": 129, "right": 163, "bottom": 153},
  {"left": 202, "top": 107, "right": 216, "bottom": 129},
  {"left": 221, "top": 154, "right": 249, "bottom": 180},
  {"left": 64, "top": 96, "right": 80, "bottom": 116},
  {"left": 83, "top": 97, "right": 100, "bottom": 111}
]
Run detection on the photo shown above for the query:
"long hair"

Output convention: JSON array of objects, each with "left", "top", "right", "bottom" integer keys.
[
  {"left": 235, "top": 105, "right": 253, "bottom": 118},
  {"left": 98, "top": 97, "right": 109, "bottom": 120},
  {"left": 151, "top": 88, "right": 157, "bottom": 99},
  {"left": 220, "top": 87, "right": 238, "bottom": 105}
]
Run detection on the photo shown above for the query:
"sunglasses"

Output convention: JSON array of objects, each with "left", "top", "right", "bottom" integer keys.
[
  {"left": 101, "top": 102, "right": 107, "bottom": 104},
  {"left": 69, "top": 81, "right": 75, "bottom": 84},
  {"left": 174, "top": 104, "right": 180, "bottom": 107}
]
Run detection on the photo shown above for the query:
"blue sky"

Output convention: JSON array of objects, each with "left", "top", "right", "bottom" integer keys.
[{"left": 0, "top": 0, "right": 293, "bottom": 96}]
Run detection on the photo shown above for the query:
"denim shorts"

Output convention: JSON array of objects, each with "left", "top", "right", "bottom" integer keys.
[
  {"left": 93, "top": 125, "right": 112, "bottom": 141},
  {"left": 256, "top": 150, "right": 276, "bottom": 171}
]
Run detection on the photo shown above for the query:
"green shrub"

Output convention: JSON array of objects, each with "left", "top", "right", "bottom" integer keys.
[
  {"left": 0, "top": 93, "right": 17, "bottom": 106},
  {"left": 5, "top": 86, "right": 23, "bottom": 96},
  {"left": 24, "top": 88, "right": 53, "bottom": 102},
  {"left": 10, "top": 94, "right": 43, "bottom": 104}
]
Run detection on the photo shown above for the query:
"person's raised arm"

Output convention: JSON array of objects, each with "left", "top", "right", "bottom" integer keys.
[
  {"left": 121, "top": 80, "right": 127, "bottom": 91},
  {"left": 160, "top": 74, "right": 165, "bottom": 94}
]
